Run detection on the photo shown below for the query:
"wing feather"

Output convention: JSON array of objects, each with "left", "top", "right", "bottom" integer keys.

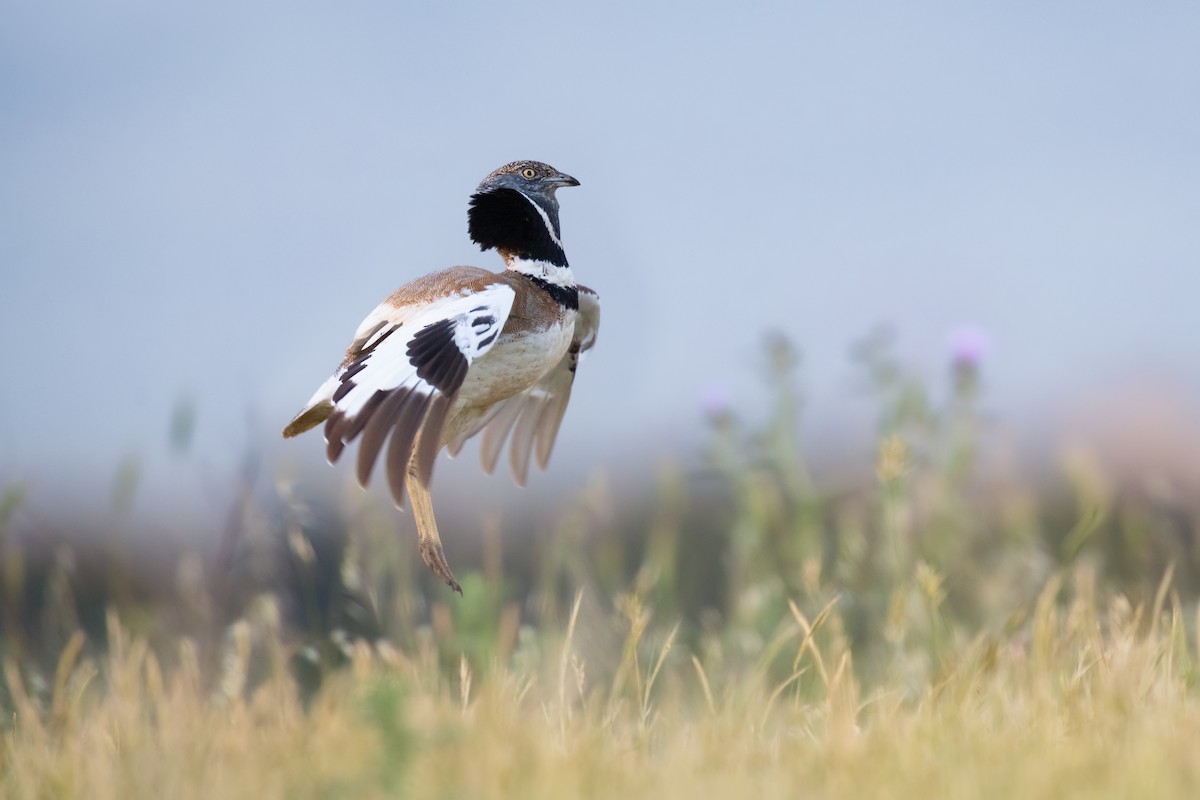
[
  {"left": 508, "top": 399, "right": 543, "bottom": 487},
  {"left": 480, "top": 398, "right": 524, "bottom": 474},
  {"left": 415, "top": 394, "right": 452, "bottom": 487},
  {"left": 381, "top": 390, "right": 433, "bottom": 506},
  {"left": 534, "top": 373, "right": 573, "bottom": 470},
  {"left": 287, "top": 281, "right": 515, "bottom": 506},
  {"left": 359, "top": 388, "right": 430, "bottom": 491}
]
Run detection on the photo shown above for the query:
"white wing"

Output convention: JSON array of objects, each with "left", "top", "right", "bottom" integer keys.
[
  {"left": 448, "top": 285, "right": 600, "bottom": 486},
  {"left": 286, "top": 282, "right": 516, "bottom": 505}
]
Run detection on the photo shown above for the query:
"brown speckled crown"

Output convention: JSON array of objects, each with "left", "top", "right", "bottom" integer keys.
[{"left": 482, "top": 160, "right": 560, "bottom": 183}]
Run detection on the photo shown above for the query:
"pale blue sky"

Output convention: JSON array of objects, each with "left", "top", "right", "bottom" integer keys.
[{"left": 2, "top": 1, "right": 1198, "bottom": 517}]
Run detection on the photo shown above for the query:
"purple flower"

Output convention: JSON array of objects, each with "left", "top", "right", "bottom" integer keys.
[
  {"left": 700, "top": 383, "right": 733, "bottom": 423},
  {"left": 948, "top": 327, "right": 989, "bottom": 369}
]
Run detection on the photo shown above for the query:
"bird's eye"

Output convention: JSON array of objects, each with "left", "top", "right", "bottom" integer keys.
[{"left": 521, "top": 167, "right": 537, "bottom": 179}]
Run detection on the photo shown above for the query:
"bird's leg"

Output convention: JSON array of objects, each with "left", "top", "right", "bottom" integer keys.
[{"left": 407, "top": 461, "right": 462, "bottom": 594}]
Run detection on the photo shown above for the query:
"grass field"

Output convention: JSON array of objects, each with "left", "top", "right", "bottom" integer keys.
[
  {"left": 3, "top": 575, "right": 1198, "bottom": 799},
  {"left": 2, "top": 335, "right": 1198, "bottom": 798}
]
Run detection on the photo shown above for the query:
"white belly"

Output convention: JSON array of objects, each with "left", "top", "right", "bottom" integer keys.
[{"left": 456, "top": 320, "right": 574, "bottom": 408}]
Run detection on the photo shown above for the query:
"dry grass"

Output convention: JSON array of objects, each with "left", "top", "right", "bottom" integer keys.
[{"left": 3, "top": 571, "right": 1199, "bottom": 799}]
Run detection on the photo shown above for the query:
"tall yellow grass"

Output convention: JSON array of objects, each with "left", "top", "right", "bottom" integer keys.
[{"left": 3, "top": 569, "right": 1198, "bottom": 799}]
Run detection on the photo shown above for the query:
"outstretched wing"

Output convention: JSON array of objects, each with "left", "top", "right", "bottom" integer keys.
[
  {"left": 448, "top": 285, "right": 600, "bottom": 486},
  {"left": 285, "top": 281, "right": 515, "bottom": 506}
]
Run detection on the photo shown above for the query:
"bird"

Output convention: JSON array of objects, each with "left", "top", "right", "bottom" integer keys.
[{"left": 282, "top": 160, "right": 600, "bottom": 593}]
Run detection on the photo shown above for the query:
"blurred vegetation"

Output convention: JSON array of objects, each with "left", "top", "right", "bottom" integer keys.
[{"left": 1, "top": 331, "right": 1199, "bottom": 797}]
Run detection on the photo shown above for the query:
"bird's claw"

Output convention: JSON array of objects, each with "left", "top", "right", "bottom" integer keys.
[{"left": 419, "top": 538, "right": 462, "bottom": 594}]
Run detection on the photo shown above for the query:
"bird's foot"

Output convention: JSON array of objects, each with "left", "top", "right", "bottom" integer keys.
[{"left": 419, "top": 539, "right": 462, "bottom": 594}]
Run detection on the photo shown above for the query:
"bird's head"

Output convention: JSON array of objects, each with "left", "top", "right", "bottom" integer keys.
[
  {"left": 468, "top": 160, "right": 580, "bottom": 267},
  {"left": 475, "top": 160, "right": 580, "bottom": 199}
]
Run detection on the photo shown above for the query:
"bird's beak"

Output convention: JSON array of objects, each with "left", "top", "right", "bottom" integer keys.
[{"left": 550, "top": 172, "right": 580, "bottom": 188}]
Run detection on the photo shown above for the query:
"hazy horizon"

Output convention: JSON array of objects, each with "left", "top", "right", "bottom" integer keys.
[{"left": 3, "top": 1, "right": 1198, "bottom": 522}]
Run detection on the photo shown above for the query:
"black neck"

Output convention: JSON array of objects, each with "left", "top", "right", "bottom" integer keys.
[
  {"left": 468, "top": 188, "right": 568, "bottom": 267},
  {"left": 523, "top": 274, "right": 578, "bottom": 310}
]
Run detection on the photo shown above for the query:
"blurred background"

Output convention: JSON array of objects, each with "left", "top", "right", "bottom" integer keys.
[{"left": 1, "top": 1, "right": 1199, "bottom": 678}]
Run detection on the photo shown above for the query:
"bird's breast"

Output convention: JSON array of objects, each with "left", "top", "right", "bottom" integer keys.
[{"left": 456, "top": 319, "right": 574, "bottom": 407}]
